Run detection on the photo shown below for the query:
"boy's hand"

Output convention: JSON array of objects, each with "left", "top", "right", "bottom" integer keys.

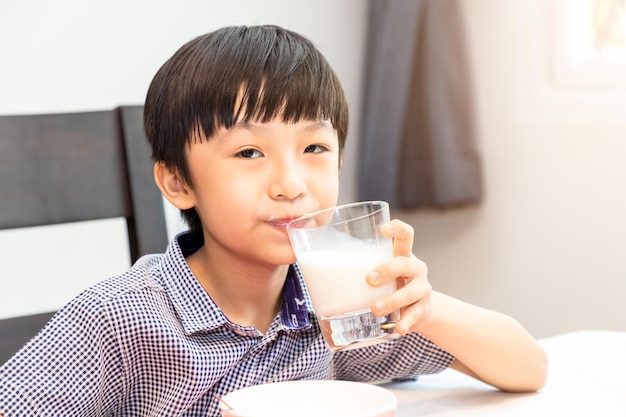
[
  {"left": 368, "top": 220, "right": 548, "bottom": 393},
  {"left": 367, "top": 219, "right": 432, "bottom": 335}
]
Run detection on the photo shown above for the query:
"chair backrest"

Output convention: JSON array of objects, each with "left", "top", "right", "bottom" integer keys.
[{"left": 0, "top": 105, "right": 169, "bottom": 365}]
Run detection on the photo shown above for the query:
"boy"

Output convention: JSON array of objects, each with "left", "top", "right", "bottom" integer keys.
[{"left": 0, "top": 25, "right": 546, "bottom": 416}]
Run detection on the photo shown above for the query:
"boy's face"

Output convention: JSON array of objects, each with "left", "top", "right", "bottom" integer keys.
[{"left": 184, "top": 117, "right": 341, "bottom": 266}]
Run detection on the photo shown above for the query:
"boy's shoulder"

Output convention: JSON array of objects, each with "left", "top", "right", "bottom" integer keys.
[{"left": 86, "top": 253, "right": 167, "bottom": 305}]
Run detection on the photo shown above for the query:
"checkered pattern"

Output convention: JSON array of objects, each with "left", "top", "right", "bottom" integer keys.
[{"left": 0, "top": 232, "right": 453, "bottom": 416}]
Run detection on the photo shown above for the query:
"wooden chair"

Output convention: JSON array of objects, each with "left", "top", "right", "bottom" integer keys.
[{"left": 0, "top": 105, "right": 168, "bottom": 365}]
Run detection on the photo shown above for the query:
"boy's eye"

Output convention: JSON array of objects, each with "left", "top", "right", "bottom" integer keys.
[
  {"left": 236, "top": 149, "right": 263, "bottom": 159},
  {"left": 304, "top": 144, "right": 327, "bottom": 153}
]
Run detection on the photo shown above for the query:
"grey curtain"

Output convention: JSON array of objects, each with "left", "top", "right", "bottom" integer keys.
[{"left": 358, "top": 0, "right": 482, "bottom": 209}]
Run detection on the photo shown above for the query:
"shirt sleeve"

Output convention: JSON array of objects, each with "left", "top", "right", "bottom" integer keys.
[
  {"left": 332, "top": 332, "right": 454, "bottom": 382},
  {"left": 0, "top": 290, "right": 124, "bottom": 417}
]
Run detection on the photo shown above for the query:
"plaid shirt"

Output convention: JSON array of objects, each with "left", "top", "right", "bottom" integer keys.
[{"left": 0, "top": 232, "right": 453, "bottom": 416}]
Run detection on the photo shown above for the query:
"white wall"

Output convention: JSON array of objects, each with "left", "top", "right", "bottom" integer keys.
[
  {"left": 400, "top": 0, "right": 626, "bottom": 338},
  {"left": 0, "top": 0, "right": 367, "bottom": 318}
]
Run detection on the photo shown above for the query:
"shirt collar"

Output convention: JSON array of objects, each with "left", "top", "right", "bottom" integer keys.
[
  {"left": 281, "top": 264, "right": 312, "bottom": 330},
  {"left": 159, "top": 231, "right": 312, "bottom": 335}
]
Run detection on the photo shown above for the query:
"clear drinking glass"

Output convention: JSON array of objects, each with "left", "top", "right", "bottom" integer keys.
[{"left": 287, "top": 201, "right": 399, "bottom": 351}]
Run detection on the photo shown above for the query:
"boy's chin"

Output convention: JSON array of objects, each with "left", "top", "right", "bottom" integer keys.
[
  {"left": 275, "top": 255, "right": 298, "bottom": 266},
  {"left": 274, "top": 245, "right": 297, "bottom": 265},
  {"left": 259, "top": 246, "right": 297, "bottom": 266}
]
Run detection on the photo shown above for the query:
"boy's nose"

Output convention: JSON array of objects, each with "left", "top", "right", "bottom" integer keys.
[{"left": 269, "top": 160, "right": 307, "bottom": 200}]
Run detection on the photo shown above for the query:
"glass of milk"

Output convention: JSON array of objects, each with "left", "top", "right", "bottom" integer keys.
[{"left": 287, "top": 201, "right": 399, "bottom": 351}]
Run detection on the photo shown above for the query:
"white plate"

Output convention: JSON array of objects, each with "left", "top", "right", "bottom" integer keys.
[{"left": 219, "top": 380, "right": 397, "bottom": 417}]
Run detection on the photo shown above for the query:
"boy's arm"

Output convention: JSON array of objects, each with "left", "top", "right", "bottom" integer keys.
[
  {"left": 371, "top": 220, "right": 547, "bottom": 393},
  {"left": 414, "top": 290, "right": 548, "bottom": 393},
  {"left": 0, "top": 290, "right": 124, "bottom": 416}
]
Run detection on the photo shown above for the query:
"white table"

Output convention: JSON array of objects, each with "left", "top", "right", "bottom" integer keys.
[{"left": 384, "top": 330, "right": 626, "bottom": 416}]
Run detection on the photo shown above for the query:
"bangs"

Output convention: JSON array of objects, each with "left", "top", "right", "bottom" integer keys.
[{"left": 185, "top": 26, "right": 348, "bottom": 143}]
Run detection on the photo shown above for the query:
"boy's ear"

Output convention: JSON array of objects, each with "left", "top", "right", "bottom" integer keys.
[{"left": 153, "top": 162, "right": 195, "bottom": 210}]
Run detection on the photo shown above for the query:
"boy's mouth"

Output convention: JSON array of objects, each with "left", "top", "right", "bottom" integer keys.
[
  {"left": 267, "top": 216, "right": 307, "bottom": 229},
  {"left": 283, "top": 218, "right": 309, "bottom": 229}
]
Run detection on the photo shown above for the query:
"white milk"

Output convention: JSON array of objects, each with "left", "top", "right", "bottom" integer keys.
[{"left": 296, "top": 244, "right": 395, "bottom": 318}]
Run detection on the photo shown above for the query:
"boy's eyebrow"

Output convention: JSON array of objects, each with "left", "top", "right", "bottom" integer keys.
[
  {"left": 302, "top": 120, "right": 334, "bottom": 132},
  {"left": 235, "top": 120, "right": 333, "bottom": 132}
]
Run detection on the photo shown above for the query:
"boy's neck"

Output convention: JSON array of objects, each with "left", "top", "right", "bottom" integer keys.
[{"left": 185, "top": 244, "right": 289, "bottom": 333}]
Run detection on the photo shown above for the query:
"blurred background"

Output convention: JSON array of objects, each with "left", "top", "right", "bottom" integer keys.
[{"left": 1, "top": 0, "right": 625, "bottom": 338}]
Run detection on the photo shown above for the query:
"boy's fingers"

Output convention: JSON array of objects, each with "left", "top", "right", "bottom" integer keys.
[
  {"left": 383, "top": 219, "right": 414, "bottom": 257},
  {"left": 373, "top": 277, "right": 430, "bottom": 314},
  {"left": 368, "top": 254, "right": 427, "bottom": 286},
  {"left": 396, "top": 299, "right": 432, "bottom": 335},
  {"left": 372, "top": 290, "right": 432, "bottom": 335},
  {"left": 366, "top": 255, "right": 416, "bottom": 286}
]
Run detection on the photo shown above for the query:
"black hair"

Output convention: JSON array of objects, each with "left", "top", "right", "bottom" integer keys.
[{"left": 144, "top": 25, "right": 349, "bottom": 237}]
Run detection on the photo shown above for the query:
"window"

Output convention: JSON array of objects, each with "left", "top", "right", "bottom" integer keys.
[{"left": 556, "top": 0, "right": 626, "bottom": 89}]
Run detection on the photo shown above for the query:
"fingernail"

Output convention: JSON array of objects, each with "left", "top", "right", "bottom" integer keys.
[
  {"left": 368, "top": 271, "right": 380, "bottom": 284},
  {"left": 374, "top": 301, "right": 385, "bottom": 313}
]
